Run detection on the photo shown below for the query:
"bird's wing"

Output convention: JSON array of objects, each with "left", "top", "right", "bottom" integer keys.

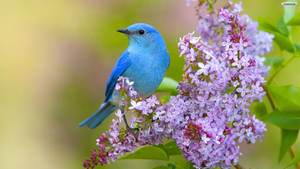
[{"left": 104, "top": 50, "right": 131, "bottom": 102}]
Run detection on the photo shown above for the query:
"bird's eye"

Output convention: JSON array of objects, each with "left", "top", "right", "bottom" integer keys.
[{"left": 138, "top": 30, "right": 145, "bottom": 35}]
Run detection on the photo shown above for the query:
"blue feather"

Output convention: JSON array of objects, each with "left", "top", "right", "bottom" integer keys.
[
  {"left": 104, "top": 50, "right": 131, "bottom": 102},
  {"left": 79, "top": 102, "right": 116, "bottom": 129}
]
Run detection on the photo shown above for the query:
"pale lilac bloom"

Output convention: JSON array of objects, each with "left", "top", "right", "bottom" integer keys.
[{"left": 129, "top": 100, "right": 142, "bottom": 110}]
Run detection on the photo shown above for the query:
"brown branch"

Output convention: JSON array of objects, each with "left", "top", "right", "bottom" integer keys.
[
  {"left": 262, "top": 85, "right": 275, "bottom": 110},
  {"left": 234, "top": 164, "right": 243, "bottom": 169},
  {"left": 289, "top": 148, "right": 300, "bottom": 169}
]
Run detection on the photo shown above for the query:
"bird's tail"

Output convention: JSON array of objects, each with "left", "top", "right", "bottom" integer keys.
[{"left": 79, "top": 102, "right": 116, "bottom": 129}]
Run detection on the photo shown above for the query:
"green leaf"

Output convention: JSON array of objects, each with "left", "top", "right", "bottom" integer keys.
[
  {"left": 253, "top": 101, "right": 268, "bottom": 118},
  {"left": 273, "top": 32, "right": 295, "bottom": 52},
  {"left": 159, "top": 141, "right": 181, "bottom": 156},
  {"left": 287, "top": 12, "right": 300, "bottom": 25},
  {"left": 263, "top": 109, "right": 300, "bottom": 130},
  {"left": 258, "top": 17, "right": 281, "bottom": 33},
  {"left": 277, "top": 16, "right": 289, "bottom": 36},
  {"left": 258, "top": 17, "right": 295, "bottom": 52},
  {"left": 268, "top": 85, "right": 300, "bottom": 111},
  {"left": 120, "top": 145, "right": 169, "bottom": 161},
  {"left": 167, "top": 163, "right": 176, "bottom": 169},
  {"left": 169, "top": 155, "right": 196, "bottom": 169},
  {"left": 283, "top": 0, "right": 297, "bottom": 33},
  {"left": 156, "top": 77, "right": 178, "bottom": 95},
  {"left": 225, "top": 85, "right": 236, "bottom": 94},
  {"left": 285, "top": 150, "right": 300, "bottom": 168},
  {"left": 265, "top": 57, "right": 284, "bottom": 69},
  {"left": 152, "top": 165, "right": 171, "bottom": 169},
  {"left": 279, "top": 129, "right": 299, "bottom": 161},
  {"left": 283, "top": 0, "right": 297, "bottom": 22},
  {"left": 160, "top": 95, "right": 171, "bottom": 104},
  {"left": 295, "top": 43, "right": 300, "bottom": 52}
]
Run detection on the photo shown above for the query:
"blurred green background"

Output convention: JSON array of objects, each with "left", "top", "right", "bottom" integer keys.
[{"left": 1, "top": 0, "right": 300, "bottom": 169}]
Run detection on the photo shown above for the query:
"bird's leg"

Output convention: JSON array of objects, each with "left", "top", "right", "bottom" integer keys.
[{"left": 120, "top": 105, "right": 138, "bottom": 141}]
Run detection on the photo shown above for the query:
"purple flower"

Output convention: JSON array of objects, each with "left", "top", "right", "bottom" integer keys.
[{"left": 170, "top": 1, "right": 271, "bottom": 168}]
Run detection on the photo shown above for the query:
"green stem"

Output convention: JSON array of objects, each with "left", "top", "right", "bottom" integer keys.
[{"left": 267, "top": 56, "right": 295, "bottom": 85}]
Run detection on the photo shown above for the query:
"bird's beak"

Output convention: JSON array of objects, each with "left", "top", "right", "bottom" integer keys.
[{"left": 117, "top": 29, "right": 130, "bottom": 35}]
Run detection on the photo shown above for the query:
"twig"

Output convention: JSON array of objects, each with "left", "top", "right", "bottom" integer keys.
[
  {"left": 289, "top": 148, "right": 300, "bottom": 169},
  {"left": 121, "top": 105, "right": 138, "bottom": 141},
  {"left": 262, "top": 85, "right": 275, "bottom": 110},
  {"left": 234, "top": 163, "right": 243, "bottom": 169}
]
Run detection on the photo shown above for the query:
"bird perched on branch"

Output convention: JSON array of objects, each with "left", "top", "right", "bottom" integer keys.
[{"left": 79, "top": 23, "right": 170, "bottom": 131}]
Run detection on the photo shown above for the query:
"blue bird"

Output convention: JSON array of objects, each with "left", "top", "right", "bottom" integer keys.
[{"left": 79, "top": 23, "right": 170, "bottom": 129}]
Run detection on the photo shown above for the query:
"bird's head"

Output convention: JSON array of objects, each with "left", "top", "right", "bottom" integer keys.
[{"left": 117, "top": 23, "right": 166, "bottom": 51}]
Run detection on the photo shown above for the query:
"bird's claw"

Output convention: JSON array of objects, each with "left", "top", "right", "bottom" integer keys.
[
  {"left": 121, "top": 107, "right": 139, "bottom": 141},
  {"left": 125, "top": 126, "right": 139, "bottom": 142}
]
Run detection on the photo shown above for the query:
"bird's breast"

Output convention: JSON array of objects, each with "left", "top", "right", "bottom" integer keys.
[{"left": 122, "top": 51, "right": 169, "bottom": 98}]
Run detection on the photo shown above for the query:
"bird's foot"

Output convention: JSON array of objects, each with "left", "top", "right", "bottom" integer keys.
[
  {"left": 121, "top": 111, "right": 139, "bottom": 142},
  {"left": 125, "top": 126, "right": 139, "bottom": 142}
]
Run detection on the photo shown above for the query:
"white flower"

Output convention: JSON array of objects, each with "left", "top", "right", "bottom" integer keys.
[
  {"left": 196, "top": 62, "right": 209, "bottom": 75},
  {"left": 129, "top": 100, "right": 142, "bottom": 110},
  {"left": 190, "top": 36, "right": 201, "bottom": 44},
  {"left": 115, "top": 110, "right": 123, "bottom": 121},
  {"left": 202, "top": 134, "right": 211, "bottom": 143},
  {"left": 115, "top": 84, "right": 121, "bottom": 90}
]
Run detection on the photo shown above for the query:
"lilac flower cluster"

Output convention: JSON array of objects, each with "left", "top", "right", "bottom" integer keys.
[
  {"left": 83, "top": 1, "right": 273, "bottom": 169},
  {"left": 83, "top": 119, "right": 137, "bottom": 168},
  {"left": 167, "top": 1, "right": 272, "bottom": 168},
  {"left": 83, "top": 78, "right": 139, "bottom": 168},
  {"left": 83, "top": 77, "right": 170, "bottom": 168}
]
